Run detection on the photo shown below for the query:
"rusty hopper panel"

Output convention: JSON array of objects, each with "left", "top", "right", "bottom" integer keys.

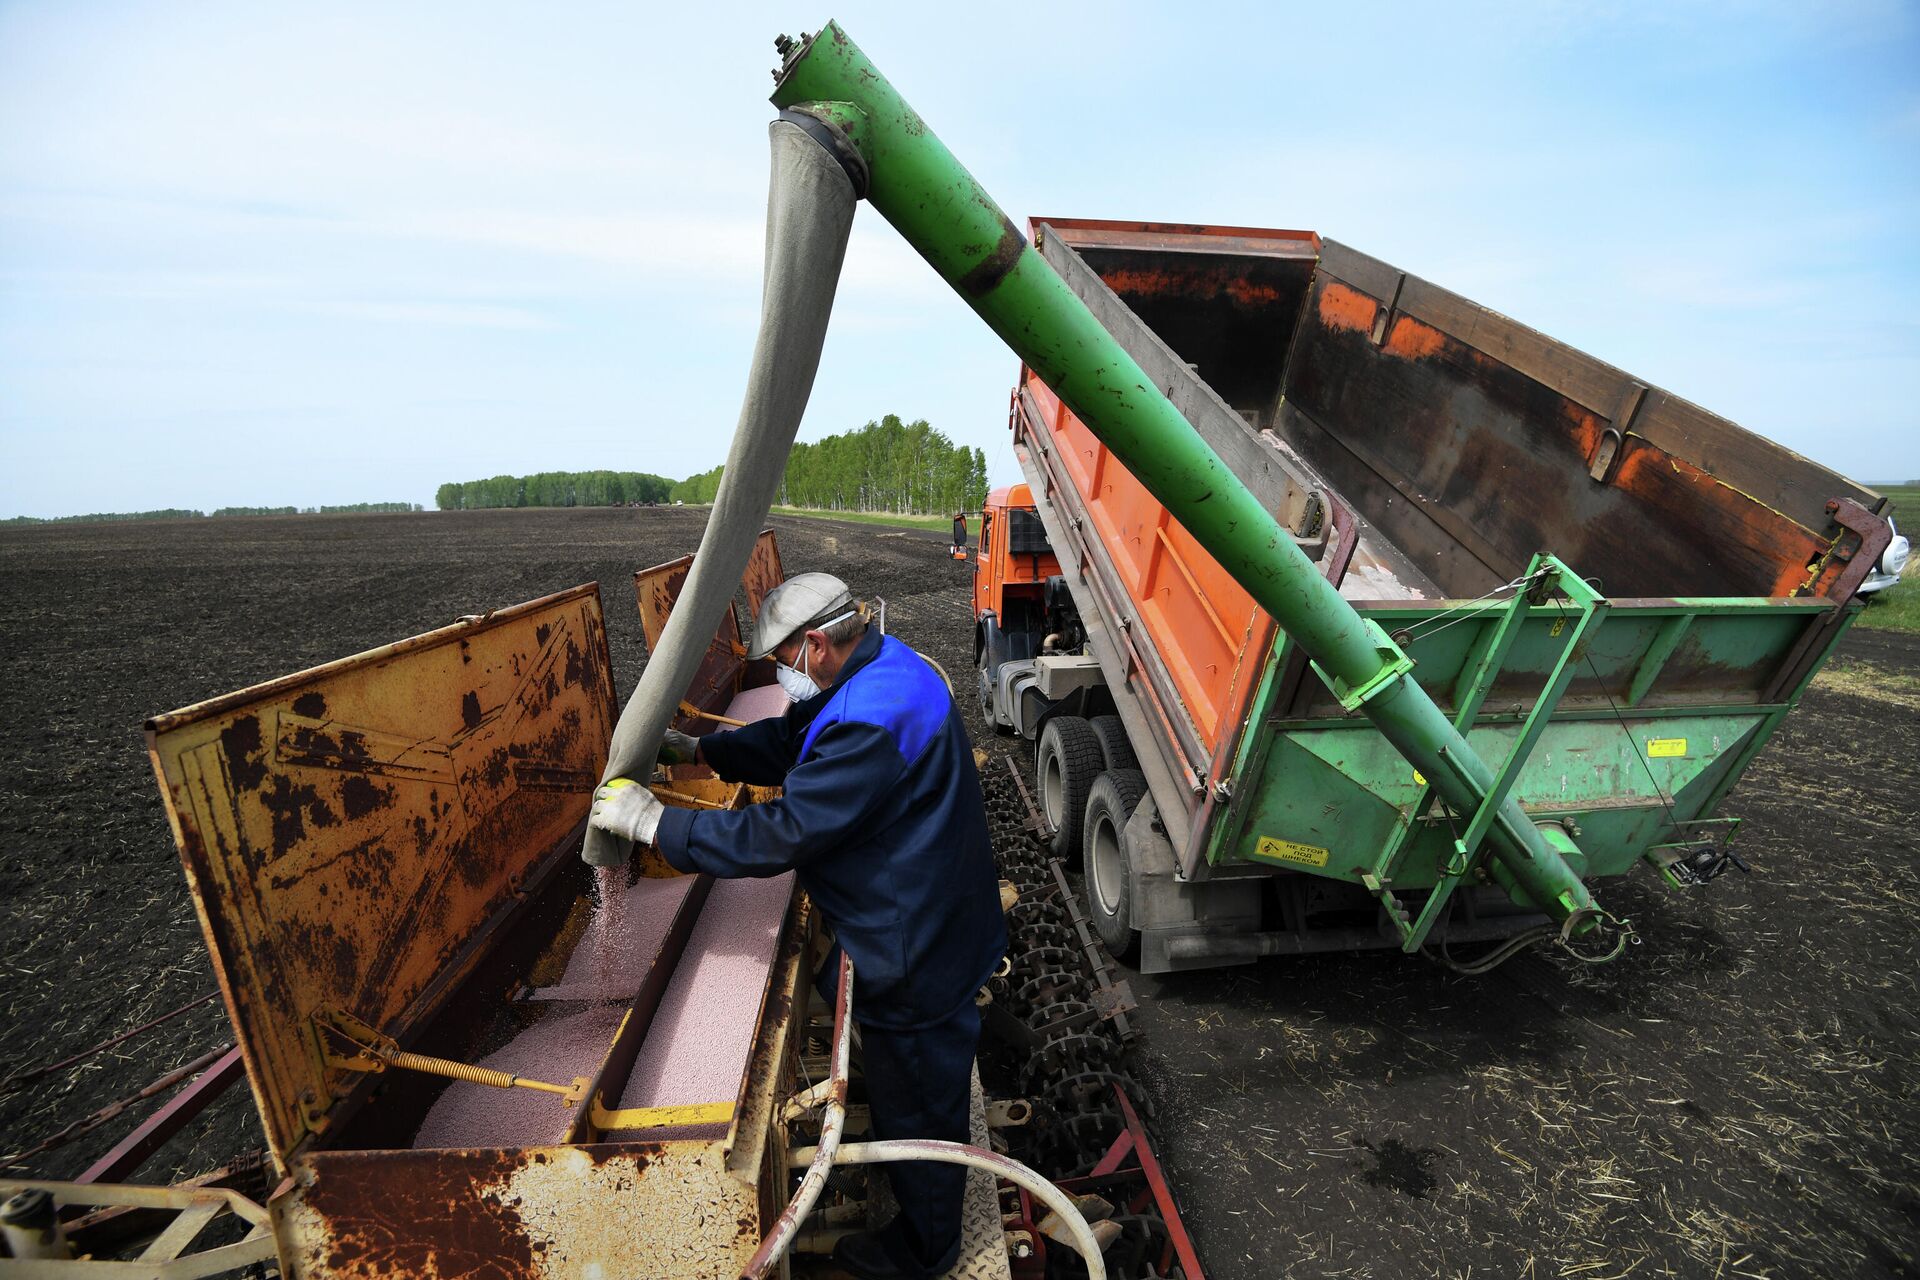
[
  {"left": 276, "top": 1145, "right": 763, "bottom": 1279},
  {"left": 145, "top": 584, "right": 617, "bottom": 1162},
  {"left": 634, "top": 528, "right": 786, "bottom": 724},
  {"left": 635, "top": 528, "right": 784, "bottom": 648},
  {"left": 740, "top": 527, "right": 786, "bottom": 618}
]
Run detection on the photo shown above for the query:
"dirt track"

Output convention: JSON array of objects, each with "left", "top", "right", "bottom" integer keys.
[{"left": 2, "top": 508, "right": 1915, "bottom": 1278}]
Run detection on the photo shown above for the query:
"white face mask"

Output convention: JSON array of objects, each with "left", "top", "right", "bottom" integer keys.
[
  {"left": 773, "top": 608, "right": 857, "bottom": 702},
  {"left": 775, "top": 653, "right": 821, "bottom": 701}
]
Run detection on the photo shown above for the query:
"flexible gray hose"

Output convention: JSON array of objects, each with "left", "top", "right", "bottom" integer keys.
[{"left": 584, "top": 120, "right": 856, "bottom": 866}]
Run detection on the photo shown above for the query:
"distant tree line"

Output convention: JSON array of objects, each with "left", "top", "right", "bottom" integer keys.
[
  {"left": 213, "top": 503, "right": 423, "bottom": 516},
  {"left": 4, "top": 508, "right": 205, "bottom": 525},
  {"left": 779, "top": 416, "right": 987, "bottom": 515},
  {"left": 662, "top": 417, "right": 987, "bottom": 514},
  {"left": 5, "top": 503, "right": 421, "bottom": 525},
  {"left": 437, "top": 417, "right": 987, "bottom": 518},
  {"left": 435, "top": 471, "right": 676, "bottom": 511}
]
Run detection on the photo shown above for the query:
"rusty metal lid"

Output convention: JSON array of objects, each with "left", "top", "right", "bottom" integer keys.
[{"left": 145, "top": 584, "right": 617, "bottom": 1160}]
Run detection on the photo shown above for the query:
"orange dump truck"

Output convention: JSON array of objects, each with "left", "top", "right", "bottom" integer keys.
[{"left": 975, "top": 218, "right": 1893, "bottom": 974}]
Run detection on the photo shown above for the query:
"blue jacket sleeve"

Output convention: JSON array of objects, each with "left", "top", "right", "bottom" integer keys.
[
  {"left": 698, "top": 713, "right": 799, "bottom": 786},
  {"left": 656, "top": 720, "right": 905, "bottom": 878}
]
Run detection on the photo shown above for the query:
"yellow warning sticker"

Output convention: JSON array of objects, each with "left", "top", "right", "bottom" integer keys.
[
  {"left": 1257, "top": 836, "right": 1331, "bottom": 868},
  {"left": 1647, "top": 738, "right": 1688, "bottom": 758},
  {"left": 1412, "top": 769, "right": 1426, "bottom": 785}
]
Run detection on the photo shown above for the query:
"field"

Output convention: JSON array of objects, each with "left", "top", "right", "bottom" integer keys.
[
  {"left": 2, "top": 507, "right": 1916, "bottom": 1278},
  {"left": 1859, "top": 484, "right": 1918, "bottom": 635},
  {"left": 1872, "top": 483, "right": 1919, "bottom": 516},
  {"left": 770, "top": 505, "right": 963, "bottom": 533}
]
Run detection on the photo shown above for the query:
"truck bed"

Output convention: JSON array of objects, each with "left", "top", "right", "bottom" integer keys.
[{"left": 1014, "top": 218, "right": 1889, "bottom": 883}]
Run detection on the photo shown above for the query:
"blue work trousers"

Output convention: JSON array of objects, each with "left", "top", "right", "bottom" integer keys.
[{"left": 859, "top": 997, "right": 981, "bottom": 1277}]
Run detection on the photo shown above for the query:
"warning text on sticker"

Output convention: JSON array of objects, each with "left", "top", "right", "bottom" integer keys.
[{"left": 1256, "top": 836, "right": 1331, "bottom": 868}]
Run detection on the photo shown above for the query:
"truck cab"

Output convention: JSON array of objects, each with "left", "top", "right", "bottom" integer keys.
[{"left": 971, "top": 483, "right": 1069, "bottom": 738}]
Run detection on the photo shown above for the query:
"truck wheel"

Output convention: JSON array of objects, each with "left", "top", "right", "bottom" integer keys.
[
  {"left": 1088, "top": 715, "right": 1137, "bottom": 772},
  {"left": 977, "top": 662, "right": 1010, "bottom": 735},
  {"left": 1084, "top": 768, "right": 1148, "bottom": 963},
  {"left": 1036, "top": 715, "right": 1102, "bottom": 861}
]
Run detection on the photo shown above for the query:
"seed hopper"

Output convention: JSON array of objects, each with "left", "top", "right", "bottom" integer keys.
[{"left": 134, "top": 534, "right": 834, "bottom": 1277}]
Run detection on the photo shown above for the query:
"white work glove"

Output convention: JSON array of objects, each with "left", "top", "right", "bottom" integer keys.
[
  {"left": 659, "top": 728, "right": 700, "bottom": 767},
  {"left": 589, "top": 778, "right": 665, "bottom": 846}
]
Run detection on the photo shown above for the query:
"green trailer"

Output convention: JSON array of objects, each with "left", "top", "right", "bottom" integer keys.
[{"left": 766, "top": 23, "right": 1896, "bottom": 972}]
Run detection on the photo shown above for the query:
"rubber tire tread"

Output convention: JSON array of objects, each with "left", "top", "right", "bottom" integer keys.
[
  {"left": 1037, "top": 715, "right": 1104, "bottom": 862},
  {"left": 1087, "top": 714, "right": 1137, "bottom": 773},
  {"left": 1083, "top": 769, "right": 1148, "bottom": 963}
]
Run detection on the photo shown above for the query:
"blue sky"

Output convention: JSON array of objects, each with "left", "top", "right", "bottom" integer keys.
[{"left": 2, "top": 1, "right": 1915, "bottom": 518}]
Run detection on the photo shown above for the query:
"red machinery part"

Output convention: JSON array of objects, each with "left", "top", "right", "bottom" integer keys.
[
  {"left": 79, "top": 1048, "right": 247, "bottom": 1186},
  {"left": 1056, "top": 1085, "right": 1206, "bottom": 1280}
]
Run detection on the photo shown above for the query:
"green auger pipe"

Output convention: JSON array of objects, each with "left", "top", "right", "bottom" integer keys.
[{"left": 770, "top": 22, "right": 1597, "bottom": 932}]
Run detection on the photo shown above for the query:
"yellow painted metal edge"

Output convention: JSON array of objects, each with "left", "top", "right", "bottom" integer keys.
[{"left": 590, "top": 1100, "right": 736, "bottom": 1131}]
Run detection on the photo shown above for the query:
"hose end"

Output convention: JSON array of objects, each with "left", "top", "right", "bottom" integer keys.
[
  {"left": 777, "top": 107, "right": 870, "bottom": 199},
  {"left": 580, "top": 826, "right": 631, "bottom": 868}
]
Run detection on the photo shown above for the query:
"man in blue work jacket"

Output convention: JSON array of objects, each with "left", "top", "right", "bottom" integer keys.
[{"left": 589, "top": 572, "right": 1006, "bottom": 1280}]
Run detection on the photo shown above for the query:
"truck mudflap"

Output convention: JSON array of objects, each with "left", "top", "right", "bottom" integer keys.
[{"left": 1122, "top": 796, "right": 1261, "bottom": 974}]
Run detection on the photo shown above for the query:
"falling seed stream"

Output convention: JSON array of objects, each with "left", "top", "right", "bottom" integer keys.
[{"left": 593, "top": 863, "right": 626, "bottom": 999}]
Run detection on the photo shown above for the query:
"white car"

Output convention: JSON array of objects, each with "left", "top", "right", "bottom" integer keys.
[{"left": 1860, "top": 515, "right": 1909, "bottom": 595}]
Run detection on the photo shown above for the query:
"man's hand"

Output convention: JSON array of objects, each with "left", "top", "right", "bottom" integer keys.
[
  {"left": 659, "top": 728, "right": 700, "bottom": 767},
  {"left": 589, "top": 778, "right": 665, "bottom": 845}
]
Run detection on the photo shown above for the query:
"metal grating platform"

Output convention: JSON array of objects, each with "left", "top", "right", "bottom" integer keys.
[{"left": 861, "top": 1066, "right": 1011, "bottom": 1280}]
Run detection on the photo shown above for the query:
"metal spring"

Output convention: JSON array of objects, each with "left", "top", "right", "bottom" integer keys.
[
  {"left": 386, "top": 1050, "right": 572, "bottom": 1097},
  {"left": 388, "top": 1051, "right": 520, "bottom": 1091}
]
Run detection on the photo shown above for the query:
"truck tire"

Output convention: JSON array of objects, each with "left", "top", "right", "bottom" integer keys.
[
  {"left": 1083, "top": 768, "right": 1148, "bottom": 963},
  {"left": 1036, "top": 715, "right": 1103, "bottom": 861},
  {"left": 1088, "top": 715, "right": 1137, "bottom": 772},
  {"left": 977, "top": 660, "right": 1010, "bottom": 735}
]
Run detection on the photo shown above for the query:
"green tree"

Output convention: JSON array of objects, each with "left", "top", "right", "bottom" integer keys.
[
  {"left": 434, "top": 470, "right": 678, "bottom": 510},
  {"left": 768, "top": 416, "right": 981, "bottom": 516},
  {"left": 671, "top": 465, "right": 726, "bottom": 503}
]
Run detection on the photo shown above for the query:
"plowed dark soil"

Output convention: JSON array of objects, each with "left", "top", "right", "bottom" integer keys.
[
  {"left": 1115, "top": 627, "right": 1920, "bottom": 1280},
  {"left": 2, "top": 508, "right": 1915, "bottom": 1279}
]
